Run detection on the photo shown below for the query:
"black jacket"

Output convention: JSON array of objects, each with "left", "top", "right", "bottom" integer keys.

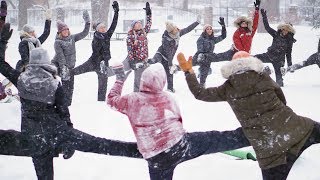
[
  {"left": 90, "top": 11, "right": 118, "bottom": 67},
  {"left": 17, "top": 20, "right": 51, "bottom": 70}
]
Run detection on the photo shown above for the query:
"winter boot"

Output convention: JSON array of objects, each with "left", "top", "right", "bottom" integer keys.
[{"left": 167, "top": 88, "right": 175, "bottom": 93}]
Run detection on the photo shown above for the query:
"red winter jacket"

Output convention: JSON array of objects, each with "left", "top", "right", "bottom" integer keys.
[
  {"left": 107, "top": 64, "right": 185, "bottom": 159},
  {"left": 126, "top": 15, "right": 152, "bottom": 62},
  {"left": 233, "top": 9, "right": 259, "bottom": 53}
]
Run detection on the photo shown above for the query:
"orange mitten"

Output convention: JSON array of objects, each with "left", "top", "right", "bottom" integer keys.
[{"left": 177, "top": 53, "right": 193, "bottom": 72}]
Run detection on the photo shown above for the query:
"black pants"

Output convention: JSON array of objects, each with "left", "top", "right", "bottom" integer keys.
[
  {"left": 150, "top": 53, "right": 174, "bottom": 91},
  {"left": 147, "top": 127, "right": 250, "bottom": 180},
  {"left": 30, "top": 126, "right": 142, "bottom": 180},
  {"left": 61, "top": 75, "right": 74, "bottom": 106},
  {"left": 199, "top": 49, "right": 235, "bottom": 86},
  {"left": 72, "top": 59, "right": 108, "bottom": 101},
  {"left": 0, "top": 130, "right": 33, "bottom": 156},
  {"left": 261, "top": 122, "right": 320, "bottom": 180},
  {"left": 255, "top": 53, "right": 284, "bottom": 87}
]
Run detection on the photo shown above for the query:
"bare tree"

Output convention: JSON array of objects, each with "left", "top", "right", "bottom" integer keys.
[
  {"left": 258, "top": 0, "right": 280, "bottom": 33},
  {"left": 18, "top": 0, "right": 34, "bottom": 30},
  {"left": 91, "top": 0, "right": 110, "bottom": 26}
]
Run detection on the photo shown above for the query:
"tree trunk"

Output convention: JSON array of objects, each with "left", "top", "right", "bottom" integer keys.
[
  {"left": 18, "top": 0, "right": 33, "bottom": 30},
  {"left": 182, "top": 0, "right": 188, "bottom": 11},
  {"left": 91, "top": 0, "right": 110, "bottom": 26},
  {"left": 258, "top": 0, "right": 280, "bottom": 33},
  {"left": 156, "top": 0, "right": 164, "bottom": 6}
]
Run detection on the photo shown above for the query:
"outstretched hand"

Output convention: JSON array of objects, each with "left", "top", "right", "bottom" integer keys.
[
  {"left": 143, "top": 2, "right": 151, "bottom": 15},
  {"left": 82, "top": 10, "right": 90, "bottom": 23},
  {"left": 112, "top": 1, "right": 119, "bottom": 12},
  {"left": 218, "top": 17, "right": 225, "bottom": 26},
  {"left": 113, "top": 64, "right": 132, "bottom": 82},
  {"left": 0, "top": 23, "right": 13, "bottom": 43},
  {"left": 254, "top": 0, "right": 261, "bottom": 10},
  {"left": 177, "top": 53, "right": 193, "bottom": 72},
  {"left": 260, "top": 9, "right": 267, "bottom": 17}
]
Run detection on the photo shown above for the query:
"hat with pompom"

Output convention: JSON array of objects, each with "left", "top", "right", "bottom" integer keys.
[{"left": 56, "top": 20, "right": 69, "bottom": 33}]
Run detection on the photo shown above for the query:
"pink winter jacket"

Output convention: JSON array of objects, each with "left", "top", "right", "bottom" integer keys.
[{"left": 107, "top": 64, "right": 185, "bottom": 159}]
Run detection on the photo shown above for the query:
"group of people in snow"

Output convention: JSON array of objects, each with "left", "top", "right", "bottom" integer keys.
[{"left": 1, "top": 0, "right": 320, "bottom": 180}]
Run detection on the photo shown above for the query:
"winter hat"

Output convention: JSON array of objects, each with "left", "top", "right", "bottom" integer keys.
[
  {"left": 234, "top": 16, "right": 253, "bottom": 31},
  {"left": 131, "top": 20, "right": 141, "bottom": 29},
  {"left": 232, "top": 51, "right": 251, "bottom": 60},
  {"left": 203, "top": 24, "right": 213, "bottom": 32},
  {"left": 56, "top": 20, "right": 69, "bottom": 33},
  {"left": 22, "top": 24, "right": 35, "bottom": 33},
  {"left": 165, "top": 21, "right": 178, "bottom": 33},
  {"left": 93, "top": 22, "right": 106, "bottom": 31},
  {"left": 277, "top": 23, "right": 295, "bottom": 34},
  {"left": 29, "top": 47, "right": 51, "bottom": 65}
]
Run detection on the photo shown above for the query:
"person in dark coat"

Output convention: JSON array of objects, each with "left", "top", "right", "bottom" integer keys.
[
  {"left": 51, "top": 10, "right": 91, "bottom": 106},
  {"left": 15, "top": 9, "right": 52, "bottom": 72},
  {"left": 193, "top": 17, "right": 237, "bottom": 87},
  {"left": 254, "top": 9, "right": 296, "bottom": 87},
  {"left": 178, "top": 51, "right": 319, "bottom": 180},
  {"left": 0, "top": 0, "right": 6, "bottom": 29},
  {"left": 282, "top": 38, "right": 320, "bottom": 75},
  {"left": 72, "top": 1, "right": 119, "bottom": 101},
  {"left": 148, "top": 18, "right": 200, "bottom": 92},
  {"left": 0, "top": 23, "right": 142, "bottom": 180},
  {"left": 108, "top": 63, "right": 250, "bottom": 180}
]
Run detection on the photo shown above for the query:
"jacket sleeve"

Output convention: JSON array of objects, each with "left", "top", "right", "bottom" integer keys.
[
  {"left": 107, "top": 80, "right": 129, "bottom": 114},
  {"left": 54, "top": 41, "right": 67, "bottom": 69},
  {"left": 0, "top": 41, "right": 21, "bottom": 86},
  {"left": 74, "top": 22, "right": 90, "bottom": 42},
  {"left": 318, "top": 38, "right": 320, "bottom": 53},
  {"left": 55, "top": 83, "right": 72, "bottom": 126},
  {"left": 107, "top": 11, "right": 119, "bottom": 38},
  {"left": 251, "top": 9, "right": 259, "bottom": 37},
  {"left": 213, "top": 25, "right": 226, "bottom": 44},
  {"left": 196, "top": 37, "right": 205, "bottom": 53},
  {"left": 144, "top": 14, "right": 152, "bottom": 34},
  {"left": 285, "top": 41, "right": 293, "bottom": 67},
  {"left": 38, "top": 20, "right": 51, "bottom": 44},
  {"left": 233, "top": 30, "right": 245, "bottom": 51},
  {"left": 185, "top": 73, "right": 227, "bottom": 102},
  {"left": 18, "top": 41, "right": 29, "bottom": 68},
  {"left": 126, "top": 34, "right": 135, "bottom": 61},
  {"left": 262, "top": 15, "right": 277, "bottom": 38},
  {"left": 180, "top": 21, "right": 199, "bottom": 36}
]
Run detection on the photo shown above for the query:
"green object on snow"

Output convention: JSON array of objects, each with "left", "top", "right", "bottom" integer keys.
[{"left": 222, "top": 150, "right": 257, "bottom": 161}]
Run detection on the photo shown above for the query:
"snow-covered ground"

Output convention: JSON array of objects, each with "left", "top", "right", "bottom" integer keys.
[{"left": 0, "top": 21, "right": 320, "bottom": 179}]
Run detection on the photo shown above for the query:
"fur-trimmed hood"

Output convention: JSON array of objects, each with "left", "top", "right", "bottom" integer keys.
[
  {"left": 277, "top": 23, "right": 296, "bottom": 34},
  {"left": 221, "top": 56, "right": 264, "bottom": 79},
  {"left": 233, "top": 16, "right": 253, "bottom": 31}
]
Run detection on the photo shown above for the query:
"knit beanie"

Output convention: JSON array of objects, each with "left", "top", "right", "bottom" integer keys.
[
  {"left": 22, "top": 24, "right": 35, "bottom": 33},
  {"left": 93, "top": 22, "right": 106, "bottom": 31},
  {"left": 232, "top": 51, "right": 251, "bottom": 60},
  {"left": 165, "top": 21, "right": 177, "bottom": 33},
  {"left": 131, "top": 20, "right": 141, "bottom": 29},
  {"left": 56, "top": 20, "right": 69, "bottom": 33},
  {"left": 203, "top": 24, "right": 213, "bottom": 32},
  {"left": 29, "top": 47, "right": 51, "bottom": 65}
]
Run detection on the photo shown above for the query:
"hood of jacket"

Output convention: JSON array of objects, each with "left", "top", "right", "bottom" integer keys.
[{"left": 140, "top": 64, "right": 166, "bottom": 92}]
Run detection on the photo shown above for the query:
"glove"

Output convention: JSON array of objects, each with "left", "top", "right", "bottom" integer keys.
[
  {"left": 0, "top": 1, "right": 7, "bottom": 17},
  {"left": 135, "top": 62, "right": 145, "bottom": 69},
  {"left": 112, "top": 1, "right": 119, "bottom": 13},
  {"left": 177, "top": 53, "right": 193, "bottom": 72},
  {"left": 44, "top": 9, "right": 52, "bottom": 20},
  {"left": 100, "top": 61, "right": 107, "bottom": 74},
  {"left": 218, "top": 17, "right": 225, "bottom": 26},
  {"left": 112, "top": 64, "right": 132, "bottom": 82},
  {"left": 60, "top": 66, "right": 71, "bottom": 81},
  {"left": 261, "top": 9, "right": 267, "bottom": 18},
  {"left": 143, "top": 2, "right": 151, "bottom": 15},
  {"left": 262, "top": 66, "right": 272, "bottom": 75},
  {"left": 61, "top": 143, "right": 75, "bottom": 160},
  {"left": 82, "top": 10, "right": 90, "bottom": 23},
  {"left": 254, "top": 0, "right": 261, "bottom": 10},
  {"left": 196, "top": 15, "right": 201, "bottom": 24},
  {"left": 0, "top": 23, "right": 13, "bottom": 43}
]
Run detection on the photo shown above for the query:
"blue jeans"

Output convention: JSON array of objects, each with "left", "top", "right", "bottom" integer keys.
[{"left": 147, "top": 127, "right": 250, "bottom": 180}]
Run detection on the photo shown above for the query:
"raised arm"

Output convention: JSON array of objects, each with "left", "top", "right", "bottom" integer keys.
[
  {"left": 180, "top": 21, "right": 199, "bottom": 36},
  {"left": 260, "top": 9, "right": 277, "bottom": 37},
  {"left": 213, "top": 17, "right": 227, "bottom": 44},
  {"left": 251, "top": 9, "right": 259, "bottom": 36},
  {"left": 143, "top": 2, "right": 152, "bottom": 33},
  {"left": 0, "top": 1, "right": 7, "bottom": 31},
  {"left": 107, "top": 1, "right": 119, "bottom": 38},
  {"left": 74, "top": 10, "right": 90, "bottom": 42},
  {"left": 0, "top": 24, "right": 20, "bottom": 86},
  {"left": 107, "top": 81, "right": 129, "bottom": 114},
  {"left": 38, "top": 10, "right": 52, "bottom": 44}
]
